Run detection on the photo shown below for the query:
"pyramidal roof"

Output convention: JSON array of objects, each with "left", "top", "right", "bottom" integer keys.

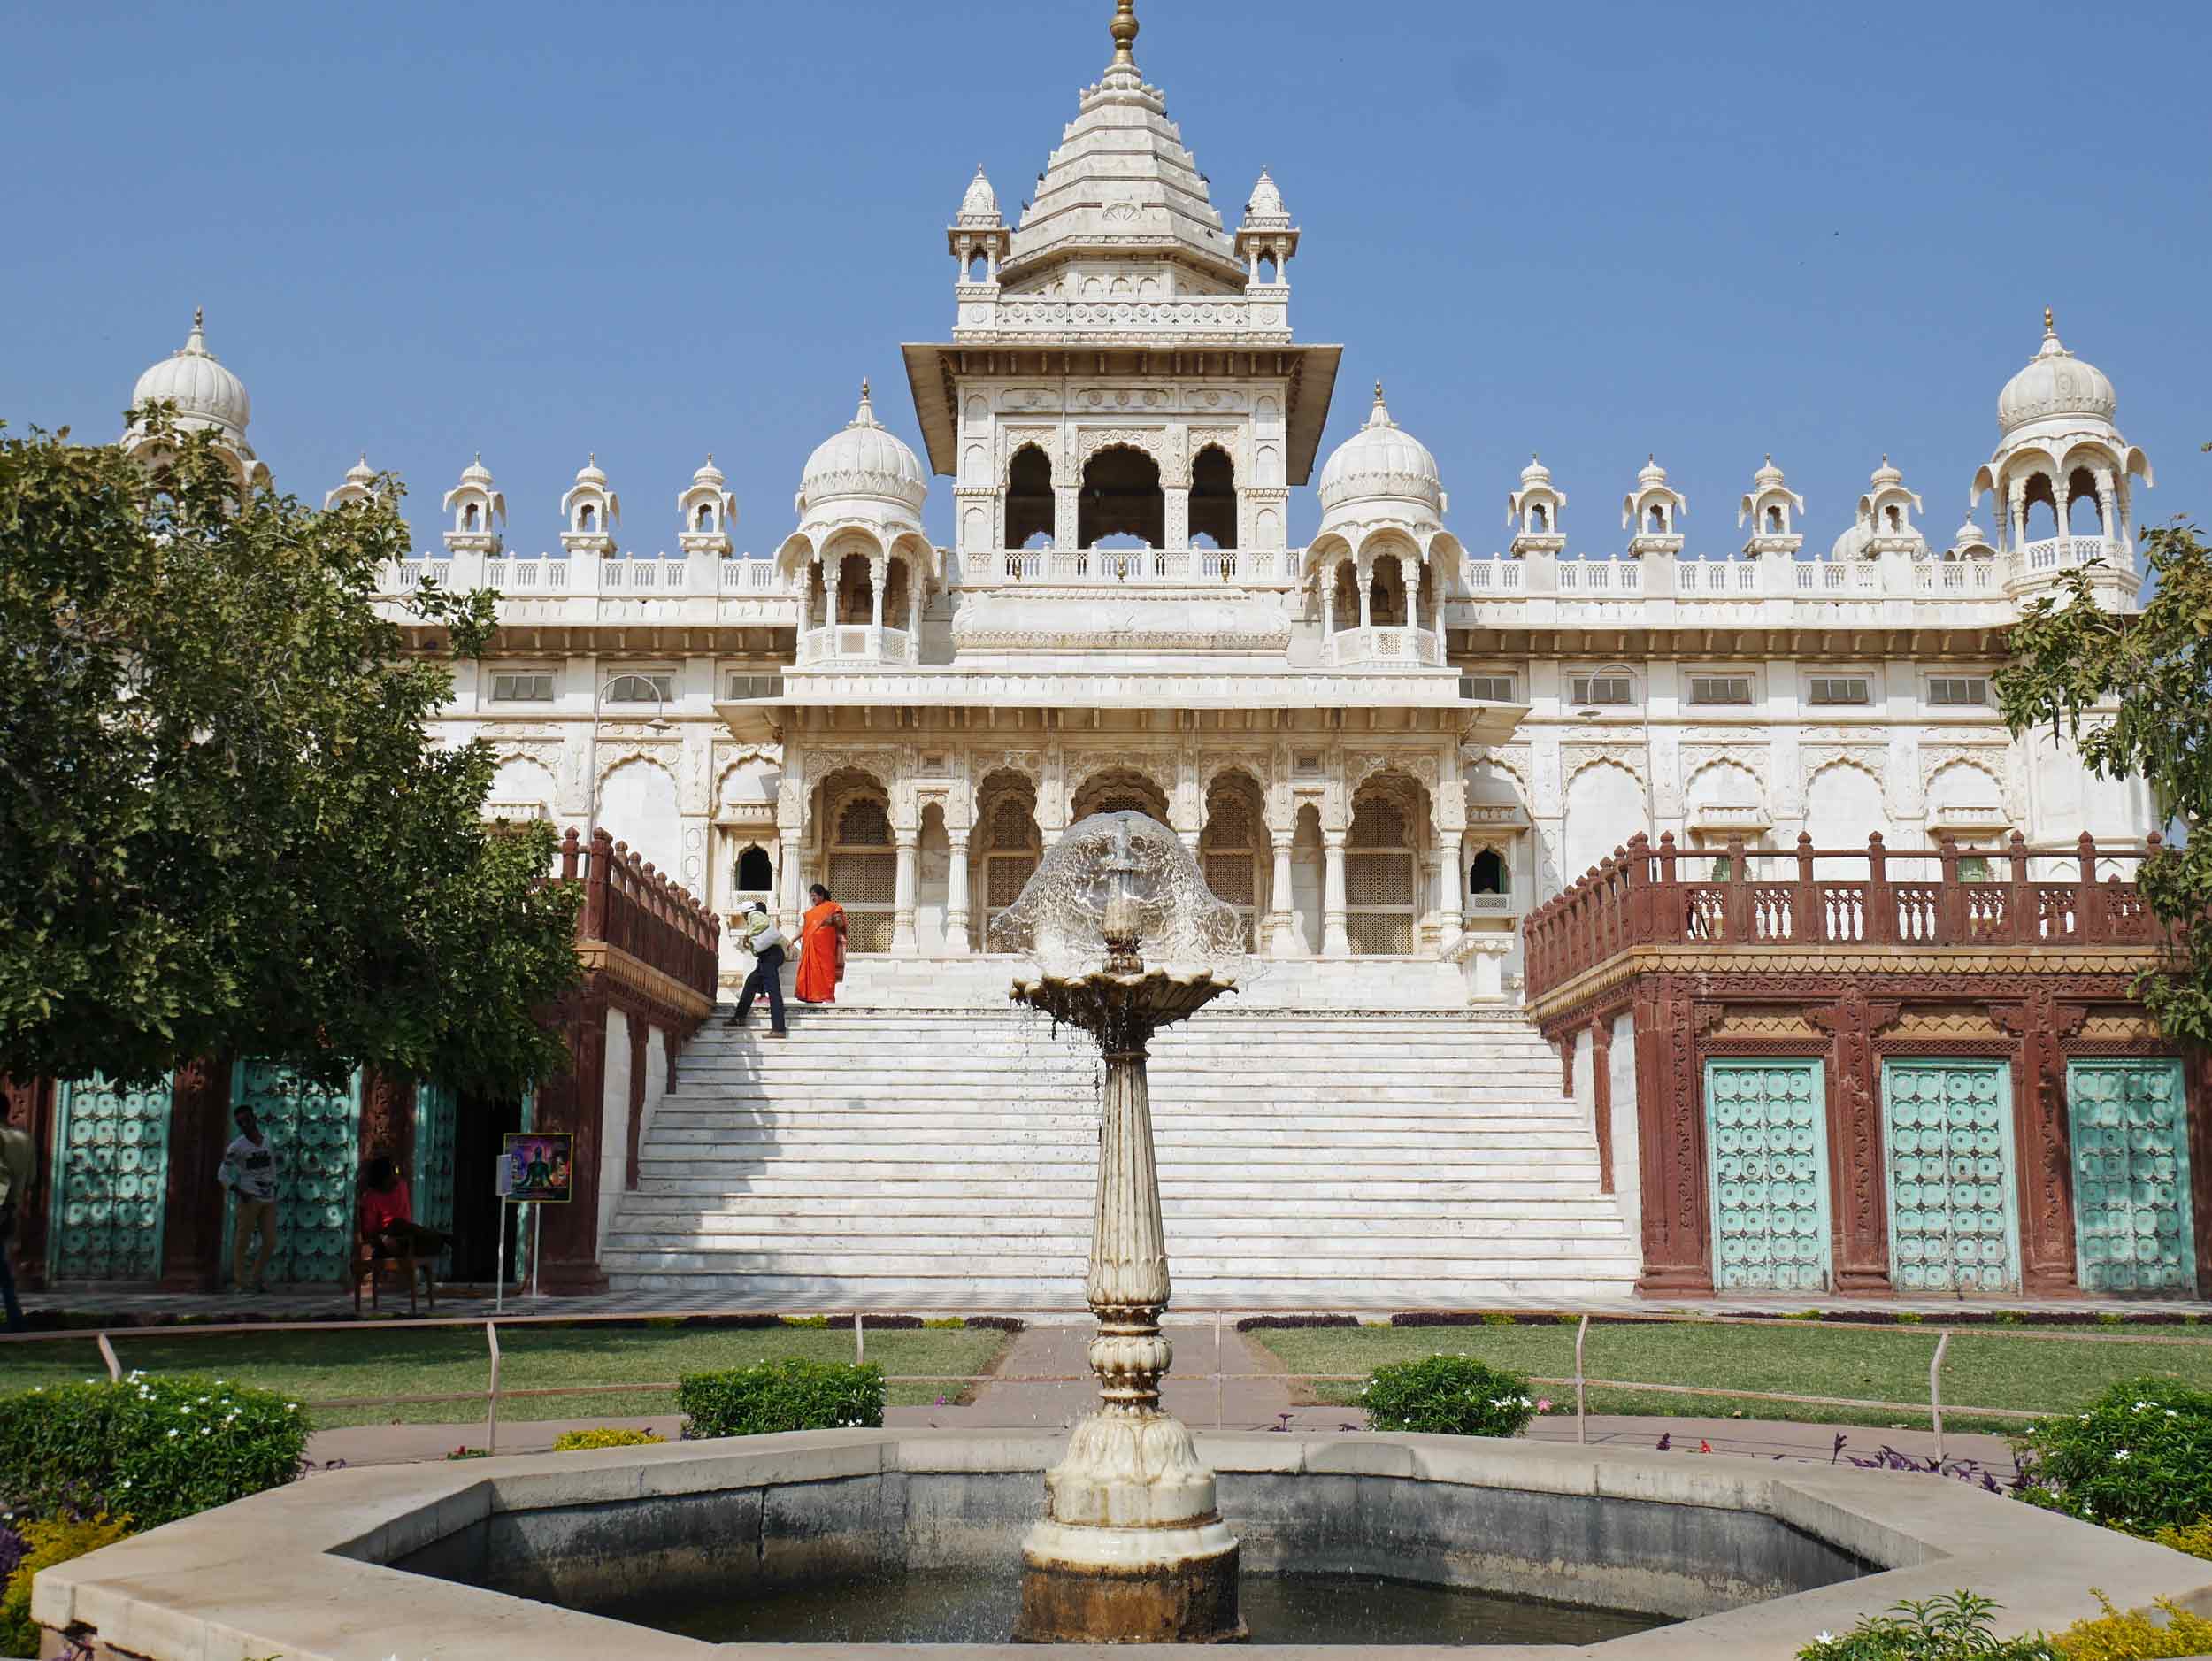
[{"left": 1001, "top": 2, "right": 1244, "bottom": 290}]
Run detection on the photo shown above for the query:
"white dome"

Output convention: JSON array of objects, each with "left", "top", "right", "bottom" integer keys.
[
  {"left": 1998, "top": 312, "right": 2116, "bottom": 433},
  {"left": 573, "top": 452, "right": 608, "bottom": 488},
  {"left": 1869, "top": 454, "right": 1903, "bottom": 489},
  {"left": 458, "top": 454, "right": 495, "bottom": 490},
  {"left": 1317, "top": 384, "right": 1441, "bottom": 513},
  {"left": 1829, "top": 519, "right": 1874, "bottom": 561},
  {"left": 957, "top": 165, "right": 1001, "bottom": 226},
  {"left": 132, "top": 309, "right": 250, "bottom": 434},
  {"left": 1519, "top": 453, "right": 1553, "bottom": 487},
  {"left": 800, "top": 382, "right": 928, "bottom": 512},
  {"left": 1243, "top": 168, "right": 1290, "bottom": 227},
  {"left": 691, "top": 453, "right": 726, "bottom": 488},
  {"left": 1752, "top": 455, "right": 1786, "bottom": 490},
  {"left": 1636, "top": 455, "right": 1670, "bottom": 490},
  {"left": 342, "top": 453, "right": 375, "bottom": 490}
]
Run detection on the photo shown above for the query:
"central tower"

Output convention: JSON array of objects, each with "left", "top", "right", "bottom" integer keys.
[{"left": 903, "top": 0, "right": 1341, "bottom": 574}]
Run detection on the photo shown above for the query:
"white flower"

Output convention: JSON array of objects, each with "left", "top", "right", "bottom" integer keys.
[
  {"left": 166, "top": 1429, "right": 179, "bottom": 1439},
  {"left": 2114, "top": 1450, "right": 2131, "bottom": 1462},
  {"left": 2167, "top": 1410, "right": 2180, "bottom": 1419},
  {"left": 1815, "top": 1634, "right": 1834, "bottom": 1646}
]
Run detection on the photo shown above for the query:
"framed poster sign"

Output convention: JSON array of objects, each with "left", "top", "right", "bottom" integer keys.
[{"left": 501, "top": 1132, "right": 573, "bottom": 1204}]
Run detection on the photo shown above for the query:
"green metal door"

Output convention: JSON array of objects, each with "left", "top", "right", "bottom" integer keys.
[
  {"left": 227, "top": 1062, "right": 362, "bottom": 1288},
  {"left": 2068, "top": 1059, "right": 2196, "bottom": 1294},
  {"left": 1705, "top": 1060, "right": 1831, "bottom": 1292},
  {"left": 412, "top": 1081, "right": 458, "bottom": 1277},
  {"left": 47, "top": 1077, "right": 170, "bottom": 1283},
  {"left": 1881, "top": 1059, "right": 2020, "bottom": 1293}
]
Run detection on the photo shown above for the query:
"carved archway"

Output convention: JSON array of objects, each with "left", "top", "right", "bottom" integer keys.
[
  {"left": 1346, "top": 772, "right": 1428, "bottom": 955},
  {"left": 1071, "top": 764, "right": 1171, "bottom": 825},
  {"left": 1201, "top": 769, "right": 1267, "bottom": 949}
]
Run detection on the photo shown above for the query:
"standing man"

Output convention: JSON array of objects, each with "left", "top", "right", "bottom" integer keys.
[
  {"left": 0, "top": 1111, "right": 33, "bottom": 1333},
  {"left": 219, "top": 1104, "right": 280, "bottom": 1294},
  {"left": 729, "top": 901, "right": 790, "bottom": 1037}
]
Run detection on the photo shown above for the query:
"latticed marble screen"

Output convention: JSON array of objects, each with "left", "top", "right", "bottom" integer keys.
[
  {"left": 2068, "top": 1058, "right": 2196, "bottom": 1293},
  {"left": 1204, "top": 851, "right": 1258, "bottom": 950},
  {"left": 1704, "top": 1060, "right": 1831, "bottom": 1292},
  {"left": 412, "top": 1082, "right": 459, "bottom": 1278},
  {"left": 1880, "top": 1059, "right": 2020, "bottom": 1292},
  {"left": 229, "top": 1061, "right": 362, "bottom": 1289},
  {"left": 1346, "top": 911, "right": 1413, "bottom": 955},
  {"left": 50, "top": 1076, "right": 170, "bottom": 1282}
]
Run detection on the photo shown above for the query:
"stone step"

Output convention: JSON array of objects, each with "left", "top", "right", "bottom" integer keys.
[
  {"left": 634, "top": 1178, "right": 1616, "bottom": 1203},
  {"left": 599, "top": 1241, "right": 1639, "bottom": 1276},
  {"left": 597, "top": 1273, "right": 1636, "bottom": 1306},
  {"left": 643, "top": 1114, "right": 1587, "bottom": 1136},
  {"left": 611, "top": 1195, "right": 1627, "bottom": 1224}
]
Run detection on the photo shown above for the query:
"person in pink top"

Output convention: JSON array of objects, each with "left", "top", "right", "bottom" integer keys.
[{"left": 357, "top": 1152, "right": 451, "bottom": 1259}]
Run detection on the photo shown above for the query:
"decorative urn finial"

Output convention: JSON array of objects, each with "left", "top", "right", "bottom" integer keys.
[{"left": 1110, "top": 0, "right": 1139, "bottom": 67}]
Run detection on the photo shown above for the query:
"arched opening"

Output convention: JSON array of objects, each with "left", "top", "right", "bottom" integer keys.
[
  {"left": 1368, "top": 555, "right": 1408, "bottom": 627},
  {"left": 1201, "top": 772, "right": 1267, "bottom": 950},
  {"left": 1530, "top": 504, "right": 1548, "bottom": 531},
  {"left": 695, "top": 503, "right": 714, "bottom": 530},
  {"left": 1470, "top": 847, "right": 1508, "bottom": 896},
  {"left": 819, "top": 777, "right": 896, "bottom": 954},
  {"left": 734, "top": 843, "right": 773, "bottom": 893},
  {"left": 976, "top": 775, "right": 1042, "bottom": 950},
  {"left": 1765, "top": 505, "right": 1783, "bottom": 533},
  {"left": 579, "top": 505, "right": 596, "bottom": 532},
  {"left": 882, "top": 558, "right": 911, "bottom": 631},
  {"left": 1563, "top": 761, "right": 1647, "bottom": 882},
  {"left": 1346, "top": 780, "right": 1423, "bottom": 956},
  {"left": 836, "top": 553, "right": 873, "bottom": 624},
  {"left": 1005, "top": 444, "right": 1055, "bottom": 550},
  {"left": 463, "top": 504, "right": 480, "bottom": 531},
  {"left": 1257, "top": 253, "right": 1279, "bottom": 284},
  {"left": 599, "top": 757, "right": 679, "bottom": 880},
  {"left": 1647, "top": 504, "right": 1667, "bottom": 533},
  {"left": 1189, "top": 444, "right": 1239, "bottom": 550},
  {"left": 804, "top": 561, "right": 828, "bottom": 630},
  {"left": 1331, "top": 562, "right": 1360, "bottom": 632},
  {"left": 1885, "top": 504, "right": 1902, "bottom": 532},
  {"left": 2066, "top": 467, "right": 2101, "bottom": 537},
  {"left": 1079, "top": 445, "right": 1164, "bottom": 549},
  {"left": 2022, "top": 473, "right": 2062, "bottom": 542},
  {"left": 967, "top": 250, "right": 988, "bottom": 282},
  {"left": 1071, "top": 765, "right": 1171, "bottom": 825}
]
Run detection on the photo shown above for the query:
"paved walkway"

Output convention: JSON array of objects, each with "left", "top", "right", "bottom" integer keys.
[{"left": 302, "top": 1319, "right": 2020, "bottom": 1481}]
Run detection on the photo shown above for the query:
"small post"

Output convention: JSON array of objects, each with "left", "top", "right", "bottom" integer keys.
[
  {"left": 495, "top": 1200, "right": 508, "bottom": 1317},
  {"left": 1930, "top": 1330, "right": 1951, "bottom": 1461},
  {"left": 529, "top": 1203, "right": 542, "bottom": 1301},
  {"left": 96, "top": 1333, "right": 121, "bottom": 1383},
  {"left": 1794, "top": 832, "right": 1818, "bottom": 943},
  {"left": 1574, "top": 1315, "right": 1589, "bottom": 1445},
  {"left": 854, "top": 1310, "right": 866, "bottom": 1365},
  {"left": 487, "top": 1321, "right": 503, "bottom": 1456},
  {"left": 1723, "top": 835, "right": 1748, "bottom": 941}
]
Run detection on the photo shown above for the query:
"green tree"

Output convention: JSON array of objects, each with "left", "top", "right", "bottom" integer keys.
[
  {"left": 0, "top": 410, "right": 580, "bottom": 1095},
  {"left": 1997, "top": 499, "right": 2212, "bottom": 1042}
]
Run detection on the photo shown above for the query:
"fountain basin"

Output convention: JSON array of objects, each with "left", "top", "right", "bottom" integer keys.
[{"left": 33, "top": 1429, "right": 2209, "bottom": 1658}]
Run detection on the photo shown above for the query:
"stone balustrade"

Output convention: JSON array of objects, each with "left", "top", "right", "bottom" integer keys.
[
  {"left": 796, "top": 623, "right": 919, "bottom": 668},
  {"left": 969, "top": 545, "right": 1286, "bottom": 587},
  {"left": 382, "top": 551, "right": 787, "bottom": 598}
]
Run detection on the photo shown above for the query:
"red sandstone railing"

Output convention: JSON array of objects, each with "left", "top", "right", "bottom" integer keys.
[
  {"left": 1523, "top": 831, "right": 2169, "bottom": 1001},
  {"left": 559, "top": 826, "right": 721, "bottom": 1004}
]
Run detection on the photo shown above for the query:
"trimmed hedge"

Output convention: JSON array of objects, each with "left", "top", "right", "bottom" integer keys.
[
  {"left": 0, "top": 1373, "right": 308, "bottom": 1531},
  {"left": 1, "top": 1514, "right": 131, "bottom": 1657},
  {"left": 677, "top": 1358, "right": 884, "bottom": 1439},
  {"left": 1359, "top": 1354, "right": 1540, "bottom": 1438}
]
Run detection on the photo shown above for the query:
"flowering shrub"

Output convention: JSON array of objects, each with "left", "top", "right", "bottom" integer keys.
[
  {"left": 0, "top": 1513, "right": 132, "bottom": 1658},
  {"left": 2013, "top": 1378, "right": 2212, "bottom": 1534},
  {"left": 2147, "top": 1518, "right": 2212, "bottom": 1563},
  {"left": 0, "top": 1373, "right": 308, "bottom": 1531},
  {"left": 1796, "top": 1590, "right": 2056, "bottom": 1659},
  {"left": 2050, "top": 1591, "right": 2212, "bottom": 1659},
  {"left": 677, "top": 1359, "right": 884, "bottom": 1440},
  {"left": 551, "top": 1427, "right": 667, "bottom": 1451},
  {"left": 1358, "top": 1355, "right": 1540, "bottom": 1438}
]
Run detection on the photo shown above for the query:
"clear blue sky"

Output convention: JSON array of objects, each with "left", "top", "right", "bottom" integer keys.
[{"left": 8, "top": 0, "right": 2208, "bottom": 557}]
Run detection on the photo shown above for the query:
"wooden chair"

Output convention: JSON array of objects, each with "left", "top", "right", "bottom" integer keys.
[{"left": 351, "top": 1239, "right": 435, "bottom": 1317}]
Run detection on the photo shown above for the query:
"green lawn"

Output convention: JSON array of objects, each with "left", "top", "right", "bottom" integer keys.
[
  {"left": 1244, "top": 1321, "right": 2212, "bottom": 1434},
  {"left": 4, "top": 1323, "right": 1017, "bottom": 1430}
]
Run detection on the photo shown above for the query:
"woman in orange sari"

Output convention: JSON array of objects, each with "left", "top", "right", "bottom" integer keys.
[{"left": 794, "top": 883, "right": 847, "bottom": 1004}]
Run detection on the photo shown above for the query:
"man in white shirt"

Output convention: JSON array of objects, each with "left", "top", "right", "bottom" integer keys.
[
  {"left": 730, "top": 903, "right": 789, "bottom": 1037},
  {"left": 218, "top": 1103, "right": 280, "bottom": 1292}
]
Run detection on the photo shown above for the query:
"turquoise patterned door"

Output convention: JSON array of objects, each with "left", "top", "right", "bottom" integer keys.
[
  {"left": 1881, "top": 1060, "right": 2020, "bottom": 1292},
  {"left": 2068, "top": 1059, "right": 2196, "bottom": 1294},
  {"left": 228, "top": 1062, "right": 362, "bottom": 1288},
  {"left": 48, "top": 1077, "right": 170, "bottom": 1283},
  {"left": 412, "top": 1081, "right": 458, "bottom": 1277},
  {"left": 1705, "top": 1060, "right": 1831, "bottom": 1291}
]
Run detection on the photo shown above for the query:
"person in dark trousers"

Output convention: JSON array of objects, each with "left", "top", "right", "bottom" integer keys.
[
  {"left": 0, "top": 1113, "right": 33, "bottom": 1332},
  {"left": 731, "top": 901, "right": 789, "bottom": 1036}
]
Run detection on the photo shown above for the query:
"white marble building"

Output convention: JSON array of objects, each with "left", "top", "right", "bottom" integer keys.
[{"left": 127, "top": 3, "right": 2158, "bottom": 1011}]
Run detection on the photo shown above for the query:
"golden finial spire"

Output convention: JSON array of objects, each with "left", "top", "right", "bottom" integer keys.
[
  {"left": 1110, "top": 0, "right": 1139, "bottom": 68},
  {"left": 2044, "top": 305, "right": 2055, "bottom": 333},
  {"left": 192, "top": 304, "right": 204, "bottom": 331}
]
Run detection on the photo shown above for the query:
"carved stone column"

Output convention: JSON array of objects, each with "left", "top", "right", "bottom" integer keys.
[
  {"left": 945, "top": 829, "right": 974, "bottom": 955},
  {"left": 1267, "top": 832, "right": 1296, "bottom": 959},
  {"left": 625, "top": 1011, "right": 650, "bottom": 1193},
  {"left": 1322, "top": 830, "right": 1350, "bottom": 957},
  {"left": 1807, "top": 985, "right": 1898, "bottom": 1293},
  {"left": 2, "top": 1077, "right": 55, "bottom": 1291},
  {"left": 157, "top": 1057, "right": 234, "bottom": 1292},
  {"left": 1994, "top": 991, "right": 2087, "bottom": 1294},
  {"left": 534, "top": 988, "right": 611, "bottom": 1295},
  {"left": 779, "top": 830, "right": 806, "bottom": 938},
  {"left": 892, "top": 827, "right": 920, "bottom": 953},
  {"left": 1590, "top": 1014, "right": 1616, "bottom": 1196},
  {"left": 1632, "top": 980, "right": 1713, "bottom": 1294}
]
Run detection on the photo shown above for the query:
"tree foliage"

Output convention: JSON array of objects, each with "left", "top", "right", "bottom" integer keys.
[
  {"left": 0, "top": 409, "right": 580, "bottom": 1094},
  {"left": 1997, "top": 511, "right": 2212, "bottom": 1041}
]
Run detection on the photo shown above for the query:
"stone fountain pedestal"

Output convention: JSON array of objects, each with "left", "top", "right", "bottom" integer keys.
[{"left": 1009, "top": 918, "right": 1246, "bottom": 1644}]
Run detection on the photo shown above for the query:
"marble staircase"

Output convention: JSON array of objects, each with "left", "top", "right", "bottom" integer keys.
[{"left": 600, "top": 1007, "right": 1640, "bottom": 1308}]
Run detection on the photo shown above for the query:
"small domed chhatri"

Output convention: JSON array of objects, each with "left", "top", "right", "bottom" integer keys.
[
  {"left": 957, "top": 165, "right": 1001, "bottom": 227},
  {"left": 1998, "top": 308, "right": 2117, "bottom": 433},
  {"left": 798, "top": 381, "right": 930, "bottom": 515},
  {"left": 131, "top": 306, "right": 251, "bottom": 438},
  {"left": 1317, "top": 383, "right": 1442, "bottom": 515}
]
